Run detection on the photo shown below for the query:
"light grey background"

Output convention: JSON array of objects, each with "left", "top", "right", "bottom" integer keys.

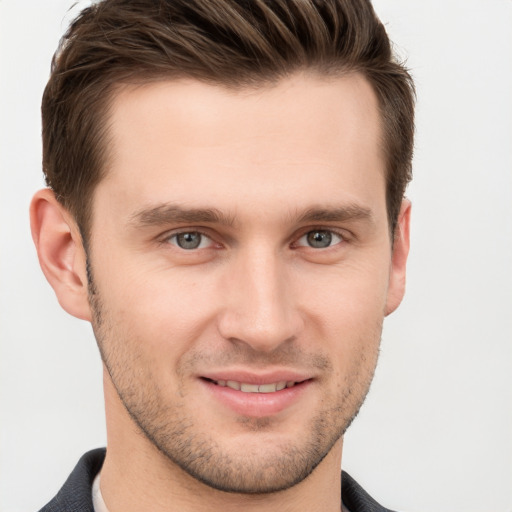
[{"left": 1, "top": 1, "right": 511, "bottom": 511}]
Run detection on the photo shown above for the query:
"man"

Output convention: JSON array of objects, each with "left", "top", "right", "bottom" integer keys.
[{"left": 30, "top": 0, "right": 414, "bottom": 511}]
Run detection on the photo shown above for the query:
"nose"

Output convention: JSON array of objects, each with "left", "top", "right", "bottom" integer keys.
[{"left": 217, "top": 247, "right": 304, "bottom": 353}]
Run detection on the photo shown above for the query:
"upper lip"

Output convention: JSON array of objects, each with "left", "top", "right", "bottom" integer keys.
[{"left": 200, "top": 369, "right": 313, "bottom": 385}]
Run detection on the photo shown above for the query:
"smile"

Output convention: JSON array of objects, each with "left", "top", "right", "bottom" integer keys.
[
  {"left": 209, "top": 379, "right": 297, "bottom": 393},
  {"left": 200, "top": 375, "right": 311, "bottom": 416}
]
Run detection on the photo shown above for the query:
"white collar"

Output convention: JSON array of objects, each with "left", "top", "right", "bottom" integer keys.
[{"left": 92, "top": 471, "right": 110, "bottom": 512}]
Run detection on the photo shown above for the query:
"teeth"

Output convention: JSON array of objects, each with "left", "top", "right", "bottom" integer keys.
[
  {"left": 215, "top": 379, "right": 295, "bottom": 393},
  {"left": 240, "top": 383, "right": 259, "bottom": 393},
  {"left": 258, "top": 383, "right": 278, "bottom": 393}
]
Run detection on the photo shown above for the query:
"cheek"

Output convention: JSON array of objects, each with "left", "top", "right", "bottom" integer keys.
[
  {"left": 95, "top": 261, "right": 220, "bottom": 360},
  {"left": 295, "top": 257, "right": 391, "bottom": 326},
  {"left": 292, "top": 259, "right": 388, "bottom": 369}
]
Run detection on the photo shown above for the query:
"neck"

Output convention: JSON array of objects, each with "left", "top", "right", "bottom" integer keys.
[{"left": 101, "top": 371, "right": 344, "bottom": 512}]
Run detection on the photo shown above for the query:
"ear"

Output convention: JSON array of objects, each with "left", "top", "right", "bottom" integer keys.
[
  {"left": 385, "top": 199, "right": 411, "bottom": 316},
  {"left": 30, "top": 189, "right": 92, "bottom": 321}
]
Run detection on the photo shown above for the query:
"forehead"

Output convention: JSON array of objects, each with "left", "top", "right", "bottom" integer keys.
[{"left": 95, "top": 73, "right": 386, "bottom": 228}]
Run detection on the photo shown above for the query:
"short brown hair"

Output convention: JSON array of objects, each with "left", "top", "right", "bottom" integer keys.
[{"left": 42, "top": 0, "right": 415, "bottom": 239}]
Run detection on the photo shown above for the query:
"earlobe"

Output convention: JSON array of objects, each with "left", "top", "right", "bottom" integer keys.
[
  {"left": 385, "top": 199, "right": 411, "bottom": 316},
  {"left": 30, "top": 189, "right": 92, "bottom": 321}
]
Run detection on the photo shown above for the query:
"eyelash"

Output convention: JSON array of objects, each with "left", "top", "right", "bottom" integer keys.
[
  {"left": 294, "top": 229, "right": 345, "bottom": 249},
  {"left": 161, "top": 227, "right": 348, "bottom": 251},
  {"left": 163, "top": 230, "right": 218, "bottom": 250}
]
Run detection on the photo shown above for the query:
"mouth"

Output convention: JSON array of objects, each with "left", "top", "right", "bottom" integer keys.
[
  {"left": 202, "top": 378, "right": 302, "bottom": 394},
  {"left": 200, "top": 375, "right": 312, "bottom": 417}
]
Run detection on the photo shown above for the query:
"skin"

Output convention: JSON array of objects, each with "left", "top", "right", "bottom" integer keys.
[{"left": 31, "top": 72, "right": 410, "bottom": 512}]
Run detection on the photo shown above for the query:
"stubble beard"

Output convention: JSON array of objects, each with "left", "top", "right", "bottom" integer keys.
[{"left": 87, "top": 266, "right": 381, "bottom": 495}]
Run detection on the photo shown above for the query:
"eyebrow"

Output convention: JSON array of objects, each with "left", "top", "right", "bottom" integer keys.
[
  {"left": 129, "top": 202, "right": 374, "bottom": 230},
  {"left": 295, "top": 205, "right": 374, "bottom": 225},
  {"left": 129, "top": 204, "right": 236, "bottom": 228}
]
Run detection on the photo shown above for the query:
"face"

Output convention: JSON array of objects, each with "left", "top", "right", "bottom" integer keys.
[{"left": 86, "top": 73, "right": 407, "bottom": 493}]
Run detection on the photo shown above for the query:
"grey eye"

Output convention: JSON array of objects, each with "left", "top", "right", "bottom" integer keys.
[
  {"left": 172, "top": 232, "right": 206, "bottom": 250},
  {"left": 297, "top": 230, "right": 343, "bottom": 248}
]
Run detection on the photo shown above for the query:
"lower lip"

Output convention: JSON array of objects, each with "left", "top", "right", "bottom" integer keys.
[{"left": 200, "top": 379, "right": 311, "bottom": 417}]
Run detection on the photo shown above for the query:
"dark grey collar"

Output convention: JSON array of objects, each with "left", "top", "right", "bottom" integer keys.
[{"left": 38, "top": 448, "right": 396, "bottom": 512}]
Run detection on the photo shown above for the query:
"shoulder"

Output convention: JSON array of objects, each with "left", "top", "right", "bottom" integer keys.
[
  {"left": 38, "top": 448, "right": 106, "bottom": 512},
  {"left": 342, "top": 471, "right": 397, "bottom": 512}
]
